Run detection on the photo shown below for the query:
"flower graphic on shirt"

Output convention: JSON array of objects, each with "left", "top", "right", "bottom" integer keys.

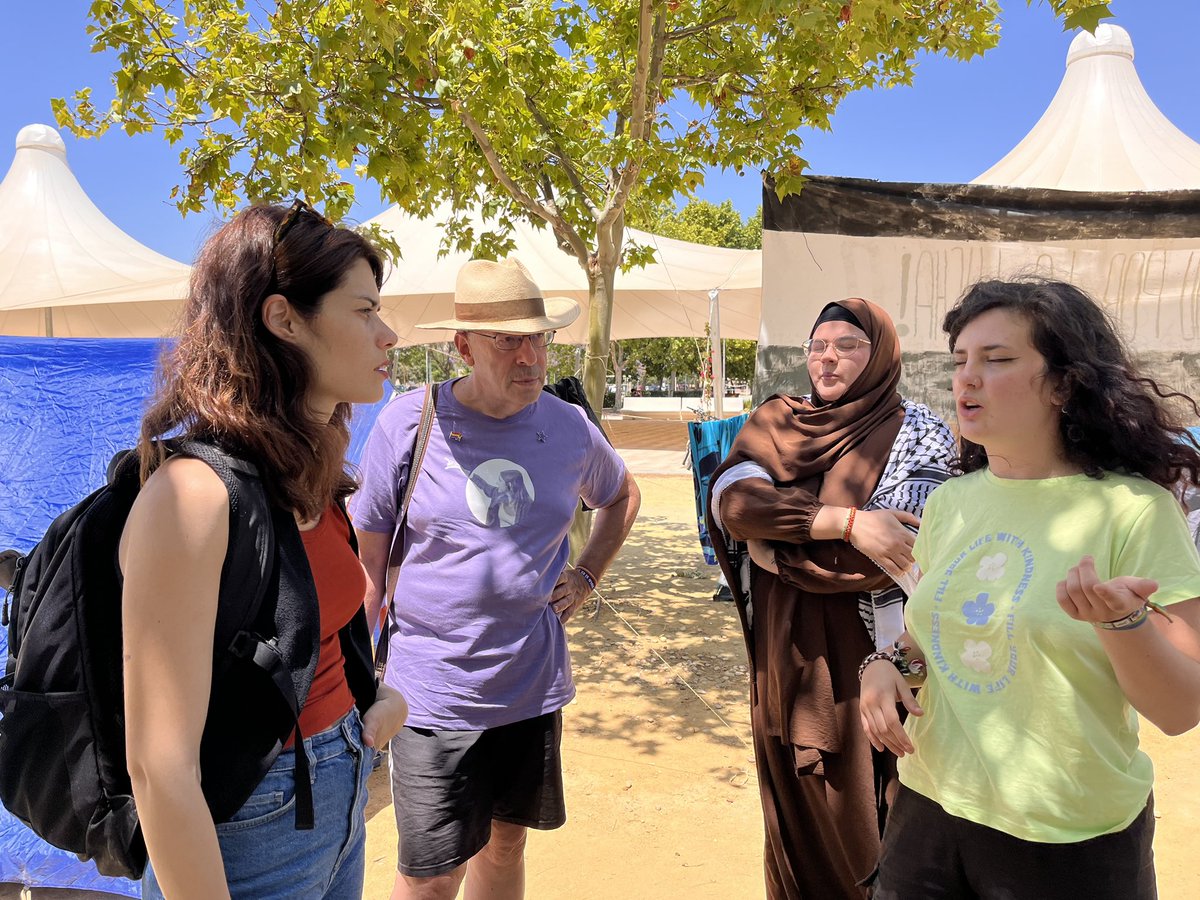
[
  {"left": 961, "top": 592, "right": 995, "bottom": 626},
  {"left": 976, "top": 552, "right": 1007, "bottom": 582},
  {"left": 961, "top": 639, "right": 993, "bottom": 673}
]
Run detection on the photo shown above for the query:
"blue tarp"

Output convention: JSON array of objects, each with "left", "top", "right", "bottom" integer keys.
[{"left": 0, "top": 336, "right": 394, "bottom": 891}]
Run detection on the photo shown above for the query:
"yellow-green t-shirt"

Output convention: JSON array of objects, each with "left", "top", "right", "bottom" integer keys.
[{"left": 900, "top": 469, "right": 1200, "bottom": 843}]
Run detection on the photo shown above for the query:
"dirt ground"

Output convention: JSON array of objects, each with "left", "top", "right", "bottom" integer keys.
[{"left": 362, "top": 474, "right": 1200, "bottom": 900}]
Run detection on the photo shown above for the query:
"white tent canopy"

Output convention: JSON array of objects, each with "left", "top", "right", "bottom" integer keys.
[
  {"left": 758, "top": 23, "right": 1200, "bottom": 410},
  {"left": 367, "top": 203, "right": 761, "bottom": 345},
  {"left": 0, "top": 121, "right": 762, "bottom": 349},
  {"left": 0, "top": 124, "right": 191, "bottom": 337},
  {"left": 0, "top": 124, "right": 762, "bottom": 345},
  {"left": 973, "top": 24, "right": 1200, "bottom": 191}
]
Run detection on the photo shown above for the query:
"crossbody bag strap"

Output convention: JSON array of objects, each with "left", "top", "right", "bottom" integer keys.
[{"left": 375, "top": 383, "right": 437, "bottom": 678}]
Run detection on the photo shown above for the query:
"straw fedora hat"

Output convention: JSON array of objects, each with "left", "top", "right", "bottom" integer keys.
[{"left": 417, "top": 257, "right": 580, "bottom": 333}]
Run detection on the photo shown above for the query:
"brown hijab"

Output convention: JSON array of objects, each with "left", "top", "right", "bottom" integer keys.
[
  {"left": 707, "top": 297, "right": 905, "bottom": 766},
  {"left": 721, "top": 296, "right": 903, "bottom": 509}
]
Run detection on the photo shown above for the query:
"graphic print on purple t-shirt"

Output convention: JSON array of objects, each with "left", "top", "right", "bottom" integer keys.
[
  {"left": 467, "top": 459, "right": 535, "bottom": 527},
  {"left": 351, "top": 380, "right": 627, "bottom": 730}
]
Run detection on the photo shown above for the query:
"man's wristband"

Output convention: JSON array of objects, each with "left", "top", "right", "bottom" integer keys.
[{"left": 575, "top": 565, "right": 598, "bottom": 593}]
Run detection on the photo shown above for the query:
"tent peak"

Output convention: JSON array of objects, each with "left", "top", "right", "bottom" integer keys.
[
  {"left": 1066, "top": 23, "right": 1133, "bottom": 66},
  {"left": 972, "top": 21, "right": 1200, "bottom": 191},
  {"left": 15, "top": 124, "right": 66, "bottom": 157}
]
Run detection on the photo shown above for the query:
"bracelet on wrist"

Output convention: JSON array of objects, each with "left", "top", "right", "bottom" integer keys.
[
  {"left": 858, "top": 641, "right": 927, "bottom": 684},
  {"left": 842, "top": 507, "right": 858, "bottom": 543},
  {"left": 858, "top": 649, "right": 897, "bottom": 682},
  {"left": 1095, "top": 600, "right": 1173, "bottom": 632},
  {"left": 574, "top": 565, "right": 598, "bottom": 593}
]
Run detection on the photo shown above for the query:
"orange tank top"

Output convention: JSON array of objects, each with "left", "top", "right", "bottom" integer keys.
[{"left": 293, "top": 504, "right": 364, "bottom": 741}]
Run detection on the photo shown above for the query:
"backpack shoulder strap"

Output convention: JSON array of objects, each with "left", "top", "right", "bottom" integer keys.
[
  {"left": 400, "top": 383, "right": 437, "bottom": 525},
  {"left": 377, "top": 383, "right": 437, "bottom": 677},
  {"left": 171, "top": 440, "right": 277, "bottom": 650}
]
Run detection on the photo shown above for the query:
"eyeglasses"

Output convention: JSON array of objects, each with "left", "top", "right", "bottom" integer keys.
[
  {"left": 274, "top": 198, "right": 333, "bottom": 247},
  {"left": 470, "top": 331, "right": 556, "bottom": 351},
  {"left": 802, "top": 336, "right": 871, "bottom": 358}
]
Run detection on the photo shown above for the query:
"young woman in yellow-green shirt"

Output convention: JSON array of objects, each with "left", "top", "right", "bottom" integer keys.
[{"left": 861, "top": 278, "right": 1200, "bottom": 900}]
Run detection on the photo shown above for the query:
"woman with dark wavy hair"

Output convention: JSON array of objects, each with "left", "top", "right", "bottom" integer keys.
[
  {"left": 861, "top": 278, "right": 1200, "bottom": 899},
  {"left": 119, "top": 202, "right": 408, "bottom": 899}
]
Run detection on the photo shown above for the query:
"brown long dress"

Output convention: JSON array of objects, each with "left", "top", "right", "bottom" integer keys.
[{"left": 707, "top": 298, "right": 906, "bottom": 899}]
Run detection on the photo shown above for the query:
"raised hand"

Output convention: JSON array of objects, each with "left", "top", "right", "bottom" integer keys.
[{"left": 1056, "top": 555, "right": 1158, "bottom": 625}]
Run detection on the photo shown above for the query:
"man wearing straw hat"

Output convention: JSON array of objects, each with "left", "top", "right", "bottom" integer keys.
[{"left": 353, "top": 257, "right": 641, "bottom": 900}]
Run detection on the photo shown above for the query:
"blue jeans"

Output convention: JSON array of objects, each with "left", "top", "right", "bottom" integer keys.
[{"left": 142, "top": 708, "right": 374, "bottom": 899}]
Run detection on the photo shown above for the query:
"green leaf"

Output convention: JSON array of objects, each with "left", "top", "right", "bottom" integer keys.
[{"left": 1061, "top": 4, "right": 1113, "bottom": 34}]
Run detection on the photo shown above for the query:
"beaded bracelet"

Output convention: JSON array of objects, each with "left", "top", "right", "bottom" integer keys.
[
  {"left": 842, "top": 507, "right": 857, "bottom": 543},
  {"left": 857, "top": 641, "right": 927, "bottom": 684},
  {"left": 574, "top": 565, "right": 598, "bottom": 593},
  {"left": 1094, "top": 600, "right": 1173, "bottom": 632},
  {"left": 858, "top": 648, "right": 898, "bottom": 681}
]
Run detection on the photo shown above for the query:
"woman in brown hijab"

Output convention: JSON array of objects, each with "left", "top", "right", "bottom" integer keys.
[{"left": 707, "top": 298, "right": 955, "bottom": 899}]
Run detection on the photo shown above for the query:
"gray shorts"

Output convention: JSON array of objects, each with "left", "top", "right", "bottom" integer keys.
[{"left": 388, "top": 710, "right": 567, "bottom": 878}]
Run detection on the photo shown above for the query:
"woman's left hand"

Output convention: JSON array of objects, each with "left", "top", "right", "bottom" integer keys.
[
  {"left": 361, "top": 683, "right": 409, "bottom": 750},
  {"left": 1056, "top": 555, "right": 1158, "bottom": 625},
  {"left": 747, "top": 539, "right": 778, "bottom": 574}
]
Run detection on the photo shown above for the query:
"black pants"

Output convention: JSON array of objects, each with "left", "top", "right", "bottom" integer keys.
[{"left": 874, "top": 785, "right": 1156, "bottom": 900}]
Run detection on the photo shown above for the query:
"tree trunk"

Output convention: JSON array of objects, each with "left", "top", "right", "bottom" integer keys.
[
  {"left": 610, "top": 340, "right": 625, "bottom": 411},
  {"left": 582, "top": 269, "right": 616, "bottom": 415},
  {"left": 574, "top": 219, "right": 622, "bottom": 560},
  {"left": 581, "top": 217, "right": 622, "bottom": 416}
]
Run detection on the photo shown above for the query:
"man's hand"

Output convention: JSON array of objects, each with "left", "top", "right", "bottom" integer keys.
[
  {"left": 362, "top": 684, "right": 409, "bottom": 750},
  {"left": 551, "top": 567, "right": 593, "bottom": 624},
  {"left": 0, "top": 549, "right": 20, "bottom": 592}
]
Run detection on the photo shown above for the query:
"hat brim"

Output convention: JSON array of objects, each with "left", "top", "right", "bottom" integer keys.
[{"left": 416, "top": 296, "right": 581, "bottom": 333}]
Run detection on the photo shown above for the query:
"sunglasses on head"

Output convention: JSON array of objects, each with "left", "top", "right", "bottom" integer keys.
[{"left": 274, "top": 198, "right": 334, "bottom": 247}]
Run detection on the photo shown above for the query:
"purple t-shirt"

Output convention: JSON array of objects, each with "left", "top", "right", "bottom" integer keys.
[{"left": 350, "top": 379, "right": 626, "bottom": 729}]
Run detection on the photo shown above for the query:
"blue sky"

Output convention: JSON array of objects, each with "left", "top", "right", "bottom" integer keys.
[{"left": 0, "top": 1, "right": 1195, "bottom": 264}]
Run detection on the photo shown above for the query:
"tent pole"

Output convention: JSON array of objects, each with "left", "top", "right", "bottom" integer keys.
[
  {"left": 44, "top": 308, "right": 54, "bottom": 337},
  {"left": 709, "top": 288, "right": 724, "bottom": 419}
]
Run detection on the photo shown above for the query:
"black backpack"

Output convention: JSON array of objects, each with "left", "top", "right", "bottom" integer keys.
[{"left": 0, "top": 441, "right": 313, "bottom": 879}]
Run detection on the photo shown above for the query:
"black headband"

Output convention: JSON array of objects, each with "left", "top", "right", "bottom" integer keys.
[{"left": 811, "top": 302, "right": 865, "bottom": 335}]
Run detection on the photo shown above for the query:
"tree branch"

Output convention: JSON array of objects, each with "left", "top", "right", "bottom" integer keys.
[
  {"left": 453, "top": 100, "right": 590, "bottom": 264},
  {"left": 664, "top": 16, "right": 735, "bottom": 42},
  {"left": 601, "top": 1, "right": 666, "bottom": 230},
  {"left": 523, "top": 94, "right": 600, "bottom": 218},
  {"left": 138, "top": 8, "right": 198, "bottom": 79}
]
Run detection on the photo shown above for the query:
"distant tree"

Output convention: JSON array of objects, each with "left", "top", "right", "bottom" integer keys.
[
  {"left": 619, "top": 335, "right": 704, "bottom": 393},
  {"left": 545, "top": 343, "right": 584, "bottom": 384},
  {"left": 649, "top": 199, "right": 761, "bottom": 250},
  {"left": 388, "top": 342, "right": 463, "bottom": 386},
  {"left": 618, "top": 199, "right": 760, "bottom": 397},
  {"left": 724, "top": 337, "right": 757, "bottom": 386}
]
